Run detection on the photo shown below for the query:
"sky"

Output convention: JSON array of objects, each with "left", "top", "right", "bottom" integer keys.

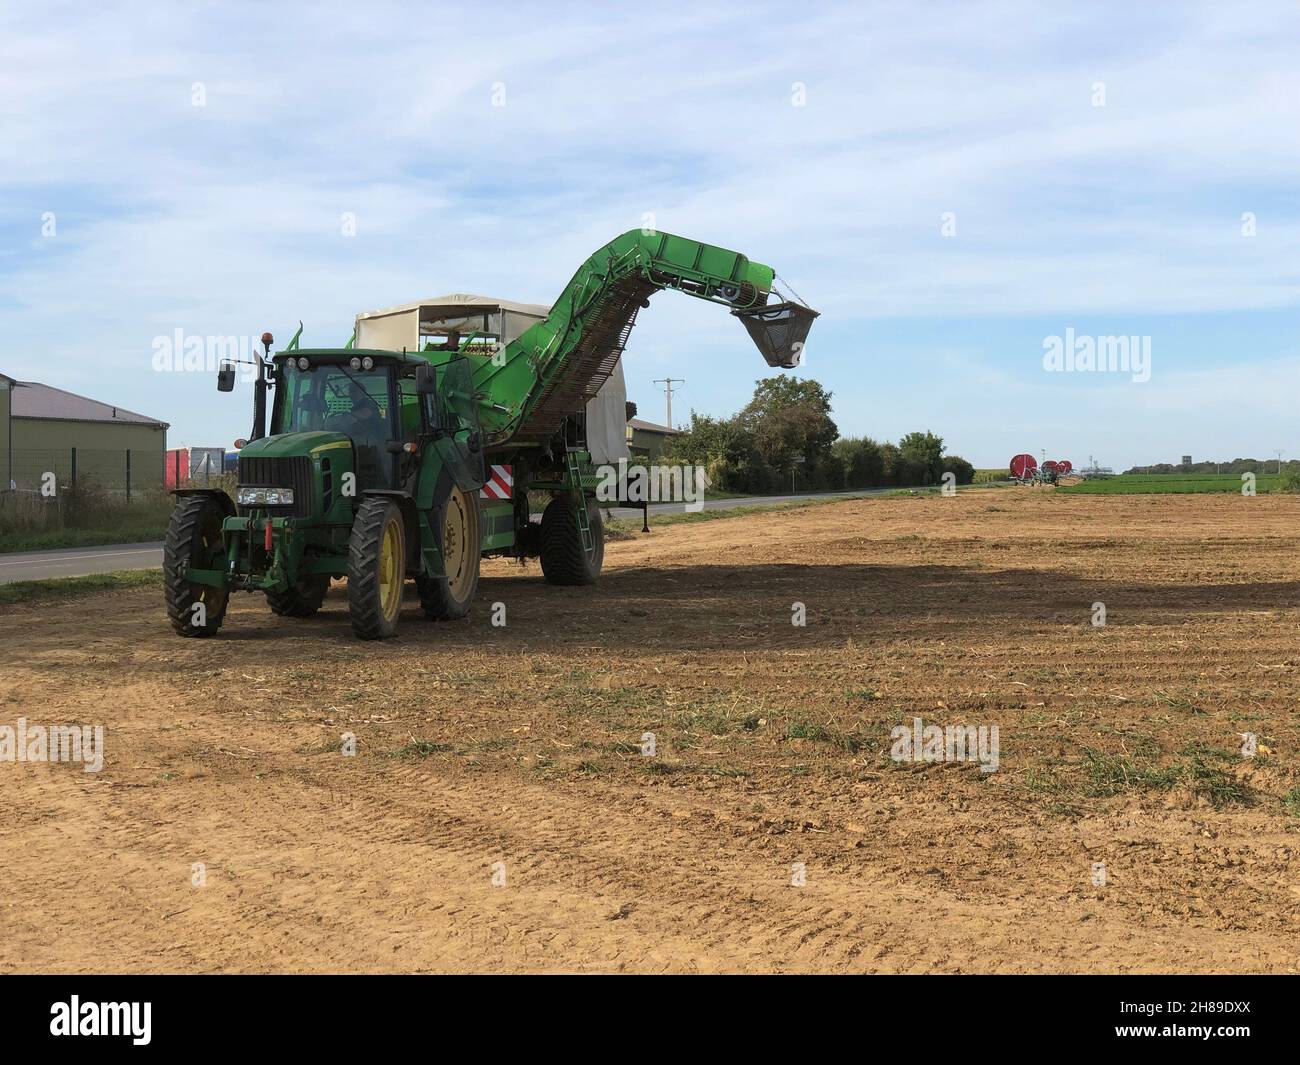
[{"left": 1, "top": 0, "right": 1297, "bottom": 470}]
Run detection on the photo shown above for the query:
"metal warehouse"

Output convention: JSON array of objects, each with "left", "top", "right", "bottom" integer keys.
[{"left": 0, "top": 371, "right": 169, "bottom": 492}]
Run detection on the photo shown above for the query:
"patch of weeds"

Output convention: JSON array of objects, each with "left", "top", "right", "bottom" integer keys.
[
  {"left": 576, "top": 760, "right": 606, "bottom": 775},
  {"left": 643, "top": 760, "right": 687, "bottom": 776},
  {"left": 785, "top": 720, "right": 868, "bottom": 753},
  {"left": 1181, "top": 758, "right": 1253, "bottom": 808},
  {"left": 741, "top": 714, "right": 762, "bottom": 731},
  {"left": 673, "top": 707, "right": 733, "bottom": 736},
  {"left": 1178, "top": 742, "right": 1234, "bottom": 763},
  {"left": 1082, "top": 749, "right": 1181, "bottom": 796},
  {"left": 844, "top": 688, "right": 883, "bottom": 701},
  {"left": 386, "top": 740, "right": 452, "bottom": 759},
  {"left": 1282, "top": 788, "right": 1300, "bottom": 817},
  {"left": 464, "top": 737, "right": 516, "bottom": 753},
  {"left": 1082, "top": 748, "right": 1251, "bottom": 808},
  {"left": 1155, "top": 690, "right": 1206, "bottom": 716}
]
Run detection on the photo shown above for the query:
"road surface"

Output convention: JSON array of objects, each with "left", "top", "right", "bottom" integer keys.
[
  {"left": 0, "top": 491, "right": 894, "bottom": 584},
  {"left": 603, "top": 488, "right": 885, "bottom": 520},
  {"left": 0, "top": 542, "right": 164, "bottom": 584}
]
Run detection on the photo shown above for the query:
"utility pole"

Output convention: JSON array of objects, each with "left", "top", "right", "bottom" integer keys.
[
  {"left": 653, "top": 377, "right": 684, "bottom": 429},
  {"left": 1275, "top": 449, "right": 1285, "bottom": 474}
]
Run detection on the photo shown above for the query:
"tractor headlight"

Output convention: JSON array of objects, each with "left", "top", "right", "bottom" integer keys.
[
  {"left": 349, "top": 357, "right": 362, "bottom": 370},
  {"left": 238, "top": 487, "right": 294, "bottom": 506},
  {"left": 361, "top": 356, "right": 374, "bottom": 371}
]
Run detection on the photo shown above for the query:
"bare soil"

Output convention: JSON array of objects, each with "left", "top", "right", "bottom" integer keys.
[{"left": 2, "top": 490, "right": 1298, "bottom": 973}]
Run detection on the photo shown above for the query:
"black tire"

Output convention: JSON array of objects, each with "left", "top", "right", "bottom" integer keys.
[
  {"left": 347, "top": 498, "right": 406, "bottom": 640},
  {"left": 164, "top": 495, "right": 230, "bottom": 637},
  {"left": 539, "top": 497, "right": 604, "bottom": 586},
  {"left": 265, "top": 574, "right": 329, "bottom": 617},
  {"left": 416, "top": 484, "right": 481, "bottom": 620}
]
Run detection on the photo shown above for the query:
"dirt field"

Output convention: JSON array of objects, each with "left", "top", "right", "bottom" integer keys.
[{"left": 2, "top": 490, "right": 1298, "bottom": 973}]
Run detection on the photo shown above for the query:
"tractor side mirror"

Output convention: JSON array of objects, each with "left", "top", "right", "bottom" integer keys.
[
  {"left": 415, "top": 362, "right": 436, "bottom": 395},
  {"left": 217, "top": 364, "right": 236, "bottom": 392}
]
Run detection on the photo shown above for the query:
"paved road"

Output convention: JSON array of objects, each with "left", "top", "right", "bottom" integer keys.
[
  {"left": 0, "top": 491, "right": 890, "bottom": 584},
  {"left": 0, "top": 542, "right": 164, "bottom": 584}
]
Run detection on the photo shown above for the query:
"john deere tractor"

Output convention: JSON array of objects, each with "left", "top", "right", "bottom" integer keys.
[{"left": 164, "top": 229, "right": 817, "bottom": 639}]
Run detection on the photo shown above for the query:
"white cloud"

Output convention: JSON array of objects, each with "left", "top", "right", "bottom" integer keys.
[{"left": 0, "top": 0, "right": 1296, "bottom": 455}]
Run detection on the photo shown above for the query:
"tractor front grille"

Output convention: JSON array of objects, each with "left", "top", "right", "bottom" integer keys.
[{"left": 237, "top": 455, "right": 313, "bottom": 517}]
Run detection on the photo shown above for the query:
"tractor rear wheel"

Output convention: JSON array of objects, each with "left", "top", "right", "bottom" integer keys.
[
  {"left": 347, "top": 498, "right": 406, "bottom": 639},
  {"left": 540, "top": 497, "right": 604, "bottom": 585},
  {"left": 164, "top": 495, "right": 230, "bottom": 637},
  {"left": 417, "top": 484, "right": 481, "bottom": 619},
  {"left": 266, "top": 574, "right": 329, "bottom": 617}
]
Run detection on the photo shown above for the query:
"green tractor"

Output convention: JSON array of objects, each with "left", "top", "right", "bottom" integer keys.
[{"left": 164, "top": 229, "right": 817, "bottom": 639}]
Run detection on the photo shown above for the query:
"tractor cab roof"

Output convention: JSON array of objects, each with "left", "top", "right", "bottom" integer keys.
[{"left": 272, "top": 348, "right": 426, "bottom": 366}]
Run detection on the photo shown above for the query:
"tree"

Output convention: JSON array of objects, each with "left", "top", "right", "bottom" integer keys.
[
  {"left": 941, "top": 455, "right": 975, "bottom": 485},
  {"left": 832, "top": 436, "right": 886, "bottom": 489},
  {"left": 897, "top": 430, "right": 945, "bottom": 486},
  {"left": 738, "top": 376, "right": 838, "bottom": 488}
]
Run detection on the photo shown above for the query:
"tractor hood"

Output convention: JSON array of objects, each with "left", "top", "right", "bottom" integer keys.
[{"left": 239, "top": 431, "right": 353, "bottom": 461}]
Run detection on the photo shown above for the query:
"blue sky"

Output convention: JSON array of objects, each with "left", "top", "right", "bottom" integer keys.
[{"left": 1, "top": 1, "right": 1296, "bottom": 469}]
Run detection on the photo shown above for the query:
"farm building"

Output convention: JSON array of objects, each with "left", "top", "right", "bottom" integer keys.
[
  {"left": 626, "top": 416, "right": 680, "bottom": 460},
  {"left": 0, "top": 371, "right": 169, "bottom": 492}
]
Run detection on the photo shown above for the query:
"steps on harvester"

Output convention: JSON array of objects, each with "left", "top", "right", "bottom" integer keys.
[{"left": 566, "top": 448, "right": 593, "bottom": 555}]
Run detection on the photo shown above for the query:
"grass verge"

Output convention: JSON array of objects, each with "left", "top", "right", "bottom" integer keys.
[
  {"left": 0, "top": 526, "right": 168, "bottom": 553},
  {"left": 603, "top": 495, "right": 856, "bottom": 539},
  {"left": 0, "top": 568, "right": 161, "bottom": 606}
]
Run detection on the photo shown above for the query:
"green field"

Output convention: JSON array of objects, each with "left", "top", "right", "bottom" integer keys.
[{"left": 1059, "top": 473, "right": 1290, "bottom": 495}]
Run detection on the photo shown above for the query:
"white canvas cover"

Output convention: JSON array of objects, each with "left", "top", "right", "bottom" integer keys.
[
  {"left": 585, "top": 361, "right": 629, "bottom": 464},
  {"left": 354, "top": 294, "right": 550, "bottom": 352}
]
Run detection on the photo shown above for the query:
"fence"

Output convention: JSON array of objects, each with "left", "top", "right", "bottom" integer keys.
[{"left": 4, "top": 448, "right": 165, "bottom": 502}]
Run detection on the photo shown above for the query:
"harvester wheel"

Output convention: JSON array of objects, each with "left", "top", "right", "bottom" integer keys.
[
  {"left": 265, "top": 574, "right": 329, "bottom": 617},
  {"left": 347, "top": 498, "right": 406, "bottom": 640},
  {"left": 539, "top": 497, "right": 604, "bottom": 586},
  {"left": 416, "top": 484, "right": 480, "bottom": 620},
  {"left": 164, "top": 495, "right": 230, "bottom": 637}
]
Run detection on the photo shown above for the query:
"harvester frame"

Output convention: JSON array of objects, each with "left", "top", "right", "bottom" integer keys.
[{"left": 164, "top": 229, "right": 817, "bottom": 639}]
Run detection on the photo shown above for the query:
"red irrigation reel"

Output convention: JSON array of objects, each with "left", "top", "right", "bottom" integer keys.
[
  {"left": 1010, "top": 454, "right": 1074, "bottom": 485},
  {"left": 1009, "top": 453, "right": 1037, "bottom": 482}
]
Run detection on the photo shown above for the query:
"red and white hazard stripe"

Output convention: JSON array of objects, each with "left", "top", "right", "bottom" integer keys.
[{"left": 479, "top": 464, "right": 513, "bottom": 500}]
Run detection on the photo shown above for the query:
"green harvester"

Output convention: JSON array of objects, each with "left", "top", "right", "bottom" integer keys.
[{"left": 165, "top": 229, "right": 817, "bottom": 639}]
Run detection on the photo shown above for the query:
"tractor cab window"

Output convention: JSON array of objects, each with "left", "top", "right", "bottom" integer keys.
[
  {"left": 276, "top": 363, "right": 394, "bottom": 435},
  {"left": 275, "top": 361, "right": 397, "bottom": 488},
  {"left": 396, "top": 370, "right": 426, "bottom": 440}
]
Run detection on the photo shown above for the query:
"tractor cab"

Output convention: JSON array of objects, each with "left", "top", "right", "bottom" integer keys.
[
  {"left": 269, "top": 350, "right": 424, "bottom": 492},
  {"left": 234, "top": 349, "right": 483, "bottom": 521}
]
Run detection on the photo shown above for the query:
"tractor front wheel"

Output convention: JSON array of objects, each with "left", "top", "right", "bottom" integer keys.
[
  {"left": 347, "top": 498, "right": 406, "bottom": 639},
  {"left": 539, "top": 497, "right": 604, "bottom": 585},
  {"left": 417, "top": 484, "right": 481, "bottom": 620},
  {"left": 164, "top": 495, "right": 230, "bottom": 637},
  {"left": 266, "top": 574, "right": 329, "bottom": 617}
]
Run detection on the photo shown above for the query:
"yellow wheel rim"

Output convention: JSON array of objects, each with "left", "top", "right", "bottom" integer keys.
[
  {"left": 378, "top": 518, "right": 402, "bottom": 620},
  {"left": 443, "top": 489, "right": 473, "bottom": 602}
]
